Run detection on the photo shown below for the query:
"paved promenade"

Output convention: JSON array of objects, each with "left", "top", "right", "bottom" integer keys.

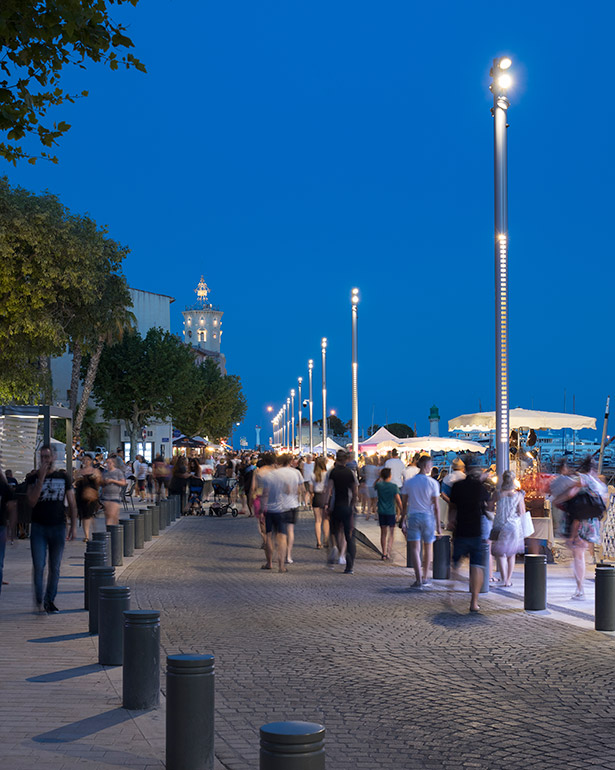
[{"left": 2, "top": 511, "right": 615, "bottom": 769}]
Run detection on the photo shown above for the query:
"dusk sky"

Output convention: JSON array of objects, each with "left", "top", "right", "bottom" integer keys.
[{"left": 6, "top": 1, "right": 614, "bottom": 446}]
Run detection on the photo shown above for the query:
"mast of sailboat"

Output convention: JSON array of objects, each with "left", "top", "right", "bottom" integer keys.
[{"left": 598, "top": 396, "right": 610, "bottom": 475}]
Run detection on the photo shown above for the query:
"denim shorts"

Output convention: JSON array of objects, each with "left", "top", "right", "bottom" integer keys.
[
  {"left": 265, "top": 512, "right": 287, "bottom": 535},
  {"left": 406, "top": 511, "right": 436, "bottom": 543},
  {"left": 452, "top": 536, "right": 485, "bottom": 568}
]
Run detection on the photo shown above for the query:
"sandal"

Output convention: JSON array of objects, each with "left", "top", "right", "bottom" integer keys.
[
  {"left": 278, "top": 567, "right": 288, "bottom": 573},
  {"left": 260, "top": 564, "right": 272, "bottom": 570}
]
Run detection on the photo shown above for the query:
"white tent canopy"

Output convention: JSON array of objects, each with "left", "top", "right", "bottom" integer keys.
[
  {"left": 398, "top": 436, "right": 487, "bottom": 454},
  {"left": 313, "top": 437, "right": 345, "bottom": 454},
  {"left": 449, "top": 408, "right": 596, "bottom": 433},
  {"left": 359, "top": 427, "right": 401, "bottom": 450}
]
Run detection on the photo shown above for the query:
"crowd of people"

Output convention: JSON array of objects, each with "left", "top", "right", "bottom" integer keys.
[{"left": 0, "top": 442, "right": 609, "bottom": 616}]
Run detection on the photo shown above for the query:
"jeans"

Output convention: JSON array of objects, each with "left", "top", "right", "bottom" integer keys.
[
  {"left": 0, "top": 525, "right": 6, "bottom": 597},
  {"left": 30, "top": 522, "right": 66, "bottom": 605},
  {"left": 330, "top": 506, "right": 356, "bottom": 571}
]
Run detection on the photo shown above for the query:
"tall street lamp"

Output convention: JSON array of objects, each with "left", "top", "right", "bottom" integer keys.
[
  {"left": 321, "top": 338, "right": 327, "bottom": 456},
  {"left": 297, "top": 377, "right": 303, "bottom": 453},
  {"left": 290, "top": 389, "right": 295, "bottom": 451},
  {"left": 286, "top": 397, "right": 291, "bottom": 451},
  {"left": 490, "top": 55, "right": 512, "bottom": 479},
  {"left": 351, "top": 288, "right": 359, "bottom": 458},
  {"left": 308, "top": 360, "right": 314, "bottom": 454},
  {"left": 283, "top": 403, "right": 287, "bottom": 449}
]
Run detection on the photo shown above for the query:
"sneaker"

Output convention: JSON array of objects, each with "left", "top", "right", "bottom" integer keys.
[
  {"left": 327, "top": 546, "right": 339, "bottom": 565},
  {"left": 410, "top": 581, "right": 423, "bottom": 589},
  {"left": 344, "top": 568, "right": 354, "bottom": 574},
  {"left": 286, "top": 558, "right": 294, "bottom": 564},
  {"left": 421, "top": 581, "right": 432, "bottom": 588},
  {"left": 44, "top": 600, "right": 60, "bottom": 613},
  {"left": 34, "top": 601, "right": 45, "bottom": 615},
  {"left": 338, "top": 556, "right": 346, "bottom": 566},
  {"left": 571, "top": 592, "right": 586, "bottom": 601}
]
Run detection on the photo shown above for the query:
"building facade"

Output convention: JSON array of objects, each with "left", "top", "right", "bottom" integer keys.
[{"left": 182, "top": 277, "right": 226, "bottom": 373}]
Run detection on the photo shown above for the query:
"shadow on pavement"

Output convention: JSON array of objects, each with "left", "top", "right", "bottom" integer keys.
[
  {"left": 430, "top": 610, "right": 490, "bottom": 626},
  {"left": 27, "top": 663, "right": 101, "bottom": 682},
  {"left": 32, "top": 707, "right": 133, "bottom": 743},
  {"left": 28, "top": 631, "right": 91, "bottom": 644}
]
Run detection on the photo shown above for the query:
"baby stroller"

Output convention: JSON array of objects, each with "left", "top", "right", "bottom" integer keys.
[
  {"left": 187, "top": 477, "right": 205, "bottom": 515},
  {"left": 209, "top": 477, "right": 238, "bottom": 517}
]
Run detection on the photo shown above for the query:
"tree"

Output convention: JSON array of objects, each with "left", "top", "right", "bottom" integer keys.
[
  {"left": 315, "top": 415, "right": 347, "bottom": 436},
  {"left": 0, "top": 0, "right": 145, "bottom": 165},
  {"left": 173, "top": 358, "right": 247, "bottom": 441},
  {"left": 386, "top": 422, "right": 415, "bottom": 438},
  {"left": 53, "top": 404, "right": 108, "bottom": 449},
  {"left": 88, "top": 328, "right": 197, "bottom": 452}
]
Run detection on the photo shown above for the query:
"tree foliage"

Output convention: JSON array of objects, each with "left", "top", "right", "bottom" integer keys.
[
  {"left": 173, "top": 357, "right": 247, "bottom": 441},
  {"left": 315, "top": 414, "right": 347, "bottom": 435},
  {"left": 386, "top": 422, "right": 415, "bottom": 438},
  {"left": 0, "top": 176, "right": 131, "bottom": 402},
  {"left": 0, "top": 0, "right": 145, "bottom": 164}
]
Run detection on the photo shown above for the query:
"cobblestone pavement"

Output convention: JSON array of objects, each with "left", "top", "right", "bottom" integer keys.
[{"left": 122, "top": 514, "right": 615, "bottom": 770}]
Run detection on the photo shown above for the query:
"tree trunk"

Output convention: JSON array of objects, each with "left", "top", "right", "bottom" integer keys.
[
  {"left": 69, "top": 340, "right": 82, "bottom": 418},
  {"left": 38, "top": 355, "right": 52, "bottom": 404},
  {"left": 128, "top": 421, "right": 141, "bottom": 462},
  {"left": 74, "top": 337, "right": 104, "bottom": 440}
]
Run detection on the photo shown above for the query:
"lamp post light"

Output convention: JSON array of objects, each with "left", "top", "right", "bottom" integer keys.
[
  {"left": 321, "top": 338, "right": 327, "bottom": 457},
  {"left": 298, "top": 377, "right": 303, "bottom": 453},
  {"left": 490, "top": 55, "right": 512, "bottom": 479},
  {"left": 286, "top": 397, "right": 291, "bottom": 451},
  {"left": 290, "top": 390, "right": 295, "bottom": 452},
  {"left": 282, "top": 403, "right": 287, "bottom": 449},
  {"left": 308, "top": 360, "right": 314, "bottom": 454},
  {"left": 266, "top": 405, "right": 273, "bottom": 445},
  {"left": 351, "top": 288, "right": 359, "bottom": 458}
]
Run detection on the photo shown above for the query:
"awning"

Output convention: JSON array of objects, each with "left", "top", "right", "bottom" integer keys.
[{"left": 448, "top": 408, "right": 596, "bottom": 433}]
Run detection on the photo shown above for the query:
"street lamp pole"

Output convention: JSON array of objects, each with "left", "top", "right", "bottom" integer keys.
[
  {"left": 351, "top": 288, "right": 359, "bottom": 458},
  {"left": 290, "top": 390, "right": 295, "bottom": 452},
  {"left": 308, "top": 360, "right": 314, "bottom": 454},
  {"left": 286, "top": 397, "right": 290, "bottom": 451},
  {"left": 298, "top": 377, "right": 303, "bottom": 453},
  {"left": 321, "top": 338, "right": 327, "bottom": 457},
  {"left": 490, "top": 56, "right": 512, "bottom": 480}
]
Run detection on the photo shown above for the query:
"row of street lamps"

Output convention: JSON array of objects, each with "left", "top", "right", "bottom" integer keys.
[
  {"left": 270, "top": 289, "right": 360, "bottom": 456},
  {"left": 267, "top": 56, "right": 512, "bottom": 474}
]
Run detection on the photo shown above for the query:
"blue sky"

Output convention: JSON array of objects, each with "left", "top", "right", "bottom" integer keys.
[{"left": 6, "top": 0, "right": 614, "bottom": 446}]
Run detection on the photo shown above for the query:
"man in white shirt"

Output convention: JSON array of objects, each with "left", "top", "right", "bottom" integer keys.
[
  {"left": 302, "top": 454, "right": 315, "bottom": 508},
  {"left": 384, "top": 449, "right": 405, "bottom": 489},
  {"left": 401, "top": 455, "right": 441, "bottom": 588}
]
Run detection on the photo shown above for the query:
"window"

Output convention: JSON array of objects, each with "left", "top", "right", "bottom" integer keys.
[
  {"left": 187, "top": 316, "right": 192, "bottom": 325},
  {"left": 213, "top": 319, "right": 218, "bottom": 326},
  {"left": 200, "top": 318, "right": 204, "bottom": 325},
  {"left": 198, "top": 330, "right": 207, "bottom": 342}
]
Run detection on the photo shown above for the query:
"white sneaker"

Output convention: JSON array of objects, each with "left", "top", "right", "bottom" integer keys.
[
  {"left": 338, "top": 556, "right": 346, "bottom": 566},
  {"left": 327, "top": 546, "right": 339, "bottom": 565},
  {"left": 286, "top": 558, "right": 294, "bottom": 564}
]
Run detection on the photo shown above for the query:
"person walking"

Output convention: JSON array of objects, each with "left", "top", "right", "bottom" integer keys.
[
  {"left": 100, "top": 455, "right": 126, "bottom": 526},
  {"left": 490, "top": 470, "right": 524, "bottom": 586},
  {"left": 374, "top": 467, "right": 402, "bottom": 560},
  {"left": 26, "top": 445, "right": 78, "bottom": 614},
  {"left": 325, "top": 450, "right": 358, "bottom": 574},
  {"left": 259, "top": 456, "right": 289, "bottom": 573},
  {"left": 385, "top": 449, "right": 405, "bottom": 489},
  {"left": 133, "top": 454, "right": 148, "bottom": 502},
  {"left": 74, "top": 454, "right": 101, "bottom": 541},
  {"left": 363, "top": 456, "right": 380, "bottom": 520},
  {"left": 401, "top": 455, "right": 441, "bottom": 587},
  {"left": 0, "top": 466, "right": 17, "bottom": 598},
  {"left": 447, "top": 458, "right": 492, "bottom": 612},
  {"left": 277, "top": 455, "right": 303, "bottom": 564},
  {"left": 312, "top": 456, "right": 328, "bottom": 549}
]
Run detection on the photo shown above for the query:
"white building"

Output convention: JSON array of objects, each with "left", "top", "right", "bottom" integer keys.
[{"left": 181, "top": 277, "right": 226, "bottom": 373}]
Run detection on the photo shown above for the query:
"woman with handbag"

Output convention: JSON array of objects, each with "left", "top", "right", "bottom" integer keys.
[
  {"left": 490, "top": 471, "right": 524, "bottom": 586},
  {"left": 554, "top": 456, "right": 608, "bottom": 600}
]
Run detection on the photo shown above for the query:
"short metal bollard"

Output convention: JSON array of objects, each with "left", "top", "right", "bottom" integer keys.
[
  {"left": 98, "top": 585, "right": 131, "bottom": 665},
  {"left": 173, "top": 494, "right": 180, "bottom": 519},
  {"left": 123, "top": 610, "right": 161, "bottom": 709},
  {"left": 595, "top": 563, "right": 615, "bottom": 631},
  {"left": 479, "top": 542, "right": 491, "bottom": 594},
  {"left": 159, "top": 500, "right": 168, "bottom": 531},
  {"left": 143, "top": 506, "right": 153, "bottom": 542},
  {"left": 151, "top": 505, "right": 160, "bottom": 536},
  {"left": 106, "top": 524, "right": 124, "bottom": 567},
  {"left": 123, "top": 517, "right": 135, "bottom": 557},
  {"left": 84, "top": 550, "right": 106, "bottom": 610},
  {"left": 131, "top": 512, "right": 145, "bottom": 550},
  {"left": 92, "top": 531, "right": 112, "bottom": 566},
  {"left": 260, "top": 721, "right": 325, "bottom": 770},
  {"left": 433, "top": 535, "right": 451, "bottom": 580},
  {"left": 88, "top": 565, "right": 116, "bottom": 634},
  {"left": 166, "top": 654, "right": 215, "bottom": 770},
  {"left": 524, "top": 553, "right": 547, "bottom": 611}
]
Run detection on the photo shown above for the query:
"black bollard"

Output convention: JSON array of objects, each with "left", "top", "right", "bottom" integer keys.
[
  {"left": 166, "top": 654, "right": 215, "bottom": 770},
  {"left": 433, "top": 535, "right": 451, "bottom": 580},
  {"left": 260, "top": 721, "right": 325, "bottom": 770},
  {"left": 123, "top": 517, "right": 135, "bottom": 557},
  {"left": 143, "top": 506, "right": 152, "bottom": 542},
  {"left": 159, "top": 500, "right": 168, "bottom": 531},
  {"left": 88, "top": 565, "right": 116, "bottom": 634},
  {"left": 92, "top": 531, "right": 112, "bottom": 566},
  {"left": 123, "top": 610, "right": 161, "bottom": 709},
  {"left": 131, "top": 512, "right": 145, "bottom": 550},
  {"left": 151, "top": 505, "right": 160, "bottom": 536},
  {"left": 479, "top": 542, "right": 491, "bottom": 594},
  {"left": 524, "top": 553, "right": 547, "bottom": 611},
  {"left": 173, "top": 494, "right": 180, "bottom": 520},
  {"left": 98, "top": 585, "right": 131, "bottom": 665},
  {"left": 595, "top": 564, "right": 615, "bottom": 632},
  {"left": 84, "top": 550, "right": 106, "bottom": 610},
  {"left": 106, "top": 524, "right": 124, "bottom": 567}
]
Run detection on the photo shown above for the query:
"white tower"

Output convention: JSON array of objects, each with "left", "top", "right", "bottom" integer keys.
[{"left": 182, "top": 276, "right": 224, "bottom": 354}]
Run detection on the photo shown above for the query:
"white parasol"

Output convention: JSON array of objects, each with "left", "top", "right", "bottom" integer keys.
[
  {"left": 398, "top": 436, "right": 487, "bottom": 454},
  {"left": 448, "top": 408, "right": 596, "bottom": 433}
]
